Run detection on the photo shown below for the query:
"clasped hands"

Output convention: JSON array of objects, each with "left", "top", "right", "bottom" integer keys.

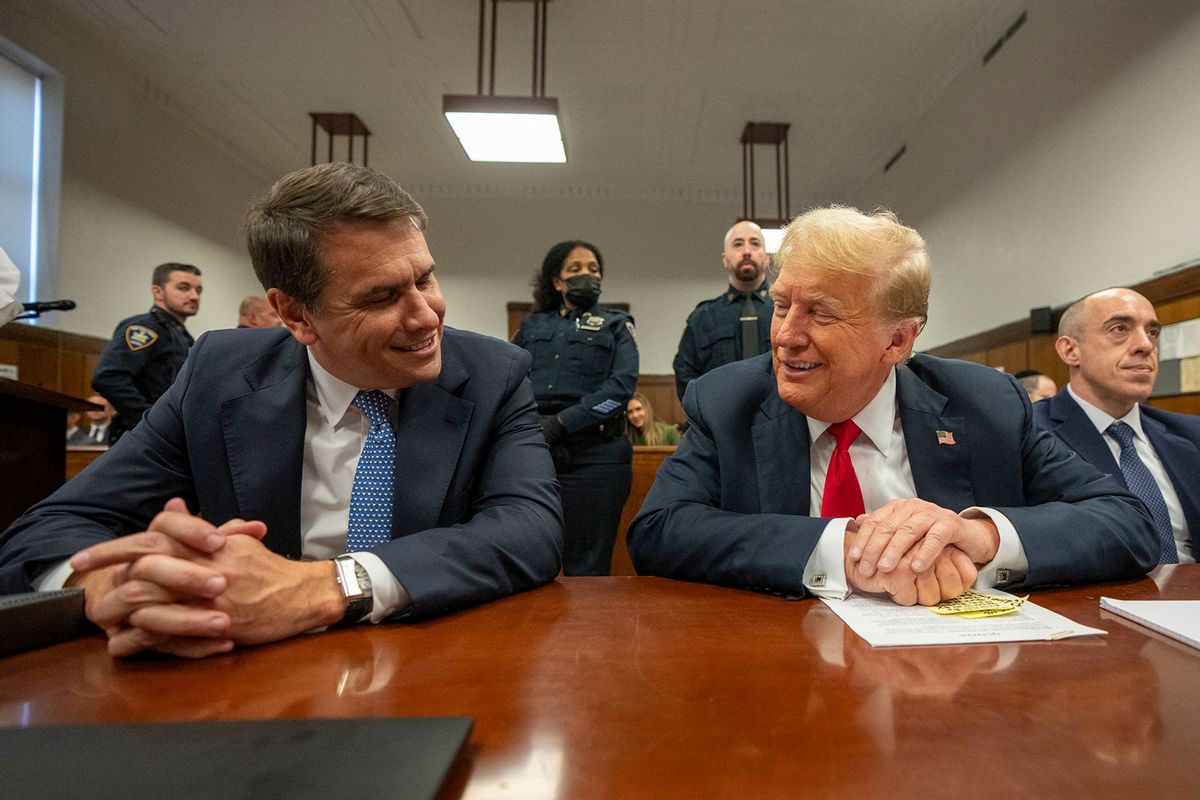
[
  {"left": 842, "top": 498, "right": 1000, "bottom": 606},
  {"left": 67, "top": 498, "right": 343, "bottom": 659}
]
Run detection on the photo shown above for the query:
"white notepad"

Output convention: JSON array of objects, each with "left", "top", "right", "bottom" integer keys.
[{"left": 1099, "top": 597, "right": 1200, "bottom": 650}]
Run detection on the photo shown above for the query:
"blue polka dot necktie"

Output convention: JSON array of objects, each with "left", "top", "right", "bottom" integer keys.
[
  {"left": 1106, "top": 421, "right": 1178, "bottom": 564},
  {"left": 347, "top": 390, "right": 395, "bottom": 551}
]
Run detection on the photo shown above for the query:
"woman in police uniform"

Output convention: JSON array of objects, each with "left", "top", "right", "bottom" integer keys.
[{"left": 513, "top": 241, "right": 639, "bottom": 575}]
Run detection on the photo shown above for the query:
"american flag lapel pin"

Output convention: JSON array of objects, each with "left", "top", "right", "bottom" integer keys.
[{"left": 936, "top": 429, "right": 956, "bottom": 446}]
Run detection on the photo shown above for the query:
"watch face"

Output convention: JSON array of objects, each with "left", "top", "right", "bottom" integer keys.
[{"left": 335, "top": 557, "right": 368, "bottom": 600}]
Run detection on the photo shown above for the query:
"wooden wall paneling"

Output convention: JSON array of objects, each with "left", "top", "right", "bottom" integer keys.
[
  {"left": 985, "top": 341, "right": 1027, "bottom": 374},
  {"left": 1026, "top": 335, "right": 1067, "bottom": 386},
  {"left": 1158, "top": 295, "right": 1200, "bottom": 326},
  {"left": 612, "top": 446, "right": 675, "bottom": 576},
  {"left": 1148, "top": 395, "right": 1200, "bottom": 415},
  {"left": 958, "top": 351, "right": 987, "bottom": 365},
  {"left": 0, "top": 338, "right": 18, "bottom": 368},
  {"left": 924, "top": 265, "right": 1200, "bottom": 365},
  {"left": 635, "top": 375, "right": 683, "bottom": 426},
  {"left": 18, "top": 343, "right": 59, "bottom": 391},
  {"left": 84, "top": 353, "right": 101, "bottom": 394},
  {"left": 60, "top": 351, "right": 89, "bottom": 400},
  {"left": 0, "top": 323, "right": 107, "bottom": 396},
  {"left": 506, "top": 303, "right": 528, "bottom": 341}
]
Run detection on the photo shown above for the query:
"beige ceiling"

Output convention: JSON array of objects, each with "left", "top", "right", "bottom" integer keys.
[{"left": 44, "top": 0, "right": 1026, "bottom": 208}]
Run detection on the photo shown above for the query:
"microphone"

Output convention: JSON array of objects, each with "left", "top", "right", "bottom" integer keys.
[
  {"left": 14, "top": 299, "right": 76, "bottom": 320},
  {"left": 22, "top": 300, "right": 76, "bottom": 312}
]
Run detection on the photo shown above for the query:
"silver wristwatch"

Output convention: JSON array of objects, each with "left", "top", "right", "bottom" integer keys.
[{"left": 333, "top": 555, "right": 372, "bottom": 626}]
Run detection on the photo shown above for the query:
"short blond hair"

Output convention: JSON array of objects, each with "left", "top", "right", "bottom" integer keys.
[{"left": 774, "top": 205, "right": 931, "bottom": 326}]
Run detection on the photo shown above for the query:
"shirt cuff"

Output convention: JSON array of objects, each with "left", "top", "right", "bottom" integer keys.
[
  {"left": 802, "top": 518, "right": 852, "bottom": 599},
  {"left": 32, "top": 559, "right": 74, "bottom": 592},
  {"left": 347, "top": 551, "right": 411, "bottom": 623},
  {"left": 961, "top": 507, "right": 1028, "bottom": 589}
]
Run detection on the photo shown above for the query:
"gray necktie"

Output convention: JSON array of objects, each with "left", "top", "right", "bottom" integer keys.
[{"left": 1106, "top": 421, "right": 1178, "bottom": 564}]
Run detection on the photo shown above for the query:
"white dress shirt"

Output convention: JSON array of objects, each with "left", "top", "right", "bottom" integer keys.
[
  {"left": 1067, "top": 385, "right": 1193, "bottom": 563},
  {"left": 802, "top": 368, "right": 1028, "bottom": 598},
  {"left": 303, "top": 352, "right": 409, "bottom": 621},
  {"left": 36, "top": 350, "right": 413, "bottom": 622}
]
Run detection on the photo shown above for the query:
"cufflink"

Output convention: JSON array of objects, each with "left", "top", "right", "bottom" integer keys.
[
  {"left": 995, "top": 568, "right": 1011, "bottom": 584},
  {"left": 811, "top": 574, "right": 827, "bottom": 588}
]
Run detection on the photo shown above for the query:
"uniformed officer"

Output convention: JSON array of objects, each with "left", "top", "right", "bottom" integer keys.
[
  {"left": 672, "top": 219, "right": 773, "bottom": 401},
  {"left": 92, "top": 262, "right": 201, "bottom": 441},
  {"left": 513, "top": 240, "right": 638, "bottom": 575}
]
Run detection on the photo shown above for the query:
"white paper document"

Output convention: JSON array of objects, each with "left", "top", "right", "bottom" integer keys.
[
  {"left": 1158, "top": 317, "right": 1200, "bottom": 361},
  {"left": 1099, "top": 597, "right": 1200, "bottom": 650},
  {"left": 821, "top": 591, "right": 1106, "bottom": 647}
]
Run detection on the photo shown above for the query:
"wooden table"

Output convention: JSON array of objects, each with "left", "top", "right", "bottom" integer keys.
[{"left": 1, "top": 569, "right": 1197, "bottom": 799}]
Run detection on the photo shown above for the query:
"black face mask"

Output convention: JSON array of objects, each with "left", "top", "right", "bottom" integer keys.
[{"left": 564, "top": 274, "right": 601, "bottom": 310}]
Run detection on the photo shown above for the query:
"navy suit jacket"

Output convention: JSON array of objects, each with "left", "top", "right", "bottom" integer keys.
[
  {"left": 628, "top": 353, "right": 1157, "bottom": 596},
  {"left": 1032, "top": 388, "right": 1200, "bottom": 556},
  {"left": 0, "top": 327, "right": 564, "bottom": 617}
]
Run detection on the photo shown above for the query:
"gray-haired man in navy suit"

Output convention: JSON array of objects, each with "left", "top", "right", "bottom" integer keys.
[
  {"left": 0, "top": 164, "right": 563, "bottom": 658},
  {"left": 1033, "top": 288, "right": 1199, "bottom": 564}
]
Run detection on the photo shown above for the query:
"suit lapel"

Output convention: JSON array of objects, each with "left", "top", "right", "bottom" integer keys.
[
  {"left": 1046, "top": 391, "right": 1122, "bottom": 481},
  {"left": 390, "top": 347, "right": 474, "bottom": 535},
  {"left": 220, "top": 338, "right": 308, "bottom": 558},
  {"left": 1142, "top": 412, "right": 1200, "bottom": 543},
  {"left": 752, "top": 389, "right": 811, "bottom": 515},
  {"left": 896, "top": 367, "right": 974, "bottom": 510}
]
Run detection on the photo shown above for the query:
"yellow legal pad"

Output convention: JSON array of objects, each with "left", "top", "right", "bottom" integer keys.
[{"left": 930, "top": 589, "right": 1029, "bottom": 619}]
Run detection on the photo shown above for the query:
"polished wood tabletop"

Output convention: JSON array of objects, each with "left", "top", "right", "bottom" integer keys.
[{"left": 2, "top": 568, "right": 1198, "bottom": 799}]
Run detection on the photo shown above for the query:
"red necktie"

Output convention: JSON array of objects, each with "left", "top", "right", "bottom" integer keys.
[{"left": 821, "top": 420, "right": 865, "bottom": 518}]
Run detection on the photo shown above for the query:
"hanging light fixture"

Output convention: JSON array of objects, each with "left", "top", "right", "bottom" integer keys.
[
  {"left": 741, "top": 122, "right": 791, "bottom": 252},
  {"left": 443, "top": 0, "right": 565, "bottom": 163}
]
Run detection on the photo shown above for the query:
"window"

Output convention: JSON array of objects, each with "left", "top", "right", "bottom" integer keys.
[{"left": 0, "top": 37, "right": 61, "bottom": 310}]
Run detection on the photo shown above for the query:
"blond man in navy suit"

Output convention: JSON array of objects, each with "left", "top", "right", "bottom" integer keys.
[{"left": 630, "top": 207, "right": 1156, "bottom": 605}]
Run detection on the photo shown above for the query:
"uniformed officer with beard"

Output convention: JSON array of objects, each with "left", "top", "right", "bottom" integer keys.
[
  {"left": 92, "top": 263, "right": 201, "bottom": 441},
  {"left": 672, "top": 219, "right": 773, "bottom": 401}
]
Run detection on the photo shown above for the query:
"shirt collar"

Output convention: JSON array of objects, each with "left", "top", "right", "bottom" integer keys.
[
  {"left": 150, "top": 305, "right": 184, "bottom": 330},
  {"left": 1067, "top": 383, "right": 1145, "bottom": 440},
  {"left": 305, "top": 349, "right": 397, "bottom": 427},
  {"left": 806, "top": 368, "right": 898, "bottom": 455},
  {"left": 724, "top": 284, "right": 770, "bottom": 304}
]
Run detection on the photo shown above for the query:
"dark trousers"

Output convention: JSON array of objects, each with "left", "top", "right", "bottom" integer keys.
[{"left": 557, "top": 435, "right": 632, "bottom": 576}]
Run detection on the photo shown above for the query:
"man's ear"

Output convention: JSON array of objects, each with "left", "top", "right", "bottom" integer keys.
[
  {"left": 1055, "top": 335, "right": 1080, "bottom": 367},
  {"left": 268, "top": 288, "right": 317, "bottom": 346},
  {"left": 150, "top": 284, "right": 164, "bottom": 305},
  {"left": 883, "top": 319, "right": 921, "bottom": 365}
]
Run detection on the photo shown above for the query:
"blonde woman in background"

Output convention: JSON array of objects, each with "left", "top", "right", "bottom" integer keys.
[{"left": 626, "top": 393, "right": 679, "bottom": 446}]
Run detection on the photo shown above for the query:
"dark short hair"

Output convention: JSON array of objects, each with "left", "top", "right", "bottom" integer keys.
[
  {"left": 1013, "top": 369, "right": 1042, "bottom": 379},
  {"left": 531, "top": 240, "right": 603, "bottom": 311},
  {"left": 242, "top": 163, "right": 427, "bottom": 311},
  {"left": 152, "top": 262, "right": 201, "bottom": 287}
]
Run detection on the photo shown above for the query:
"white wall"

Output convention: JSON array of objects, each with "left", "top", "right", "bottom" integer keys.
[
  {"left": 852, "top": 0, "right": 1200, "bottom": 351},
  {"left": 423, "top": 193, "right": 736, "bottom": 373},
  {"left": 0, "top": 3, "right": 269, "bottom": 339},
  {"left": 9, "top": 0, "right": 1200, "bottom": 373},
  {"left": 0, "top": 3, "right": 745, "bottom": 372}
]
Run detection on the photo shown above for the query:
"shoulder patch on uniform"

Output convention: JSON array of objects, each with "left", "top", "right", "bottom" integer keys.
[
  {"left": 625, "top": 320, "right": 638, "bottom": 345},
  {"left": 124, "top": 325, "right": 159, "bottom": 351}
]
